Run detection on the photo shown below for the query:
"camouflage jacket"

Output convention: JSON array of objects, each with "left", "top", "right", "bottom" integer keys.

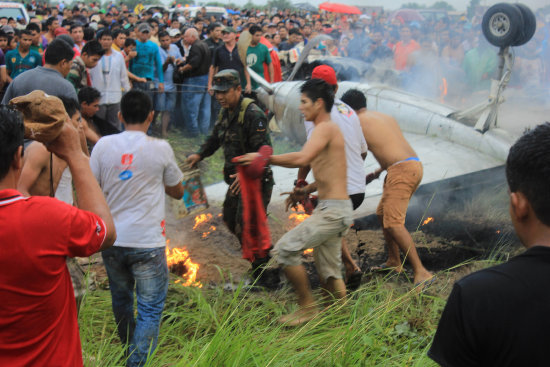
[
  {"left": 198, "top": 97, "right": 272, "bottom": 184},
  {"left": 66, "top": 56, "right": 87, "bottom": 92}
]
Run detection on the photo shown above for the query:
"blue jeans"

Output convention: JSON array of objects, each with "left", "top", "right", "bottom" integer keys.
[
  {"left": 180, "top": 74, "right": 210, "bottom": 135},
  {"left": 102, "top": 246, "right": 168, "bottom": 367}
]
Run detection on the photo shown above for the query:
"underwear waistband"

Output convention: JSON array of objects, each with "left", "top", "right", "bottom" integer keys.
[{"left": 392, "top": 157, "right": 420, "bottom": 167}]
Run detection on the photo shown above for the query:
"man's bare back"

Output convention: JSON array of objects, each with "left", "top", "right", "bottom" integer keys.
[{"left": 357, "top": 110, "right": 416, "bottom": 169}]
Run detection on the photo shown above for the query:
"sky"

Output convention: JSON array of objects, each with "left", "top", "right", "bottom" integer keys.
[{"left": 226, "top": 0, "right": 548, "bottom": 12}]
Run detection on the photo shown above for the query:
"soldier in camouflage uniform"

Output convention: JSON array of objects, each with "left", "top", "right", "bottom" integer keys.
[{"left": 187, "top": 69, "right": 274, "bottom": 269}]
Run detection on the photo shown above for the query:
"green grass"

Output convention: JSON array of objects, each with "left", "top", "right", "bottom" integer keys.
[{"left": 79, "top": 270, "right": 474, "bottom": 367}]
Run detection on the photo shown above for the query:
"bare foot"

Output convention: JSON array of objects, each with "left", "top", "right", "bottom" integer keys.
[
  {"left": 344, "top": 263, "right": 362, "bottom": 282},
  {"left": 370, "top": 261, "right": 403, "bottom": 273},
  {"left": 279, "top": 307, "right": 319, "bottom": 326},
  {"left": 413, "top": 270, "right": 433, "bottom": 286}
]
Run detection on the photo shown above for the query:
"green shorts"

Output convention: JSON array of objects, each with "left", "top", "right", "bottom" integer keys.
[{"left": 273, "top": 199, "right": 353, "bottom": 282}]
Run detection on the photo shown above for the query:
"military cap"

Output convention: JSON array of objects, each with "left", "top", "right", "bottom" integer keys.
[
  {"left": 212, "top": 69, "right": 241, "bottom": 91},
  {"left": 221, "top": 26, "right": 237, "bottom": 34}
]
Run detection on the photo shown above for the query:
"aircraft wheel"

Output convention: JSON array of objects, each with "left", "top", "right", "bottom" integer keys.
[
  {"left": 482, "top": 3, "right": 523, "bottom": 47},
  {"left": 512, "top": 4, "right": 536, "bottom": 46}
]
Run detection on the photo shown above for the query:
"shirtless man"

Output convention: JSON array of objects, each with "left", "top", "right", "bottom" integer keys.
[
  {"left": 341, "top": 89, "right": 433, "bottom": 287},
  {"left": 17, "top": 97, "right": 90, "bottom": 307},
  {"left": 238, "top": 79, "right": 352, "bottom": 325},
  {"left": 17, "top": 97, "right": 85, "bottom": 200}
]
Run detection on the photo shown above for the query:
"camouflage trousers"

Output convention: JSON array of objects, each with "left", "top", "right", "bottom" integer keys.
[
  {"left": 223, "top": 170, "right": 273, "bottom": 247},
  {"left": 66, "top": 257, "right": 86, "bottom": 310}
]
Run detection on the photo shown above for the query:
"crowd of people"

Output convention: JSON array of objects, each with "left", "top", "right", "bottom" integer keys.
[
  {"left": 0, "top": 2, "right": 547, "bottom": 137},
  {"left": 1, "top": 1, "right": 550, "bottom": 367}
]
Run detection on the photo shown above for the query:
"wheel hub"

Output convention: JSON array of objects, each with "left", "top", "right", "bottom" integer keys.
[{"left": 489, "top": 13, "right": 511, "bottom": 37}]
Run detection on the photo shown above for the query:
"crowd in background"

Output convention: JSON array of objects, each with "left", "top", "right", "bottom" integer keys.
[{"left": 2, "top": 1, "right": 550, "bottom": 138}]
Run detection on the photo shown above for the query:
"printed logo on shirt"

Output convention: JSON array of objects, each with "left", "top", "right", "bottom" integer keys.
[
  {"left": 29, "top": 56, "right": 35, "bottom": 63},
  {"left": 119, "top": 153, "right": 134, "bottom": 181},
  {"left": 11, "top": 57, "right": 16, "bottom": 63},
  {"left": 119, "top": 170, "right": 133, "bottom": 180},
  {"left": 246, "top": 53, "right": 258, "bottom": 67},
  {"left": 121, "top": 154, "right": 134, "bottom": 165},
  {"left": 336, "top": 102, "right": 353, "bottom": 117},
  {"left": 161, "top": 219, "right": 166, "bottom": 237},
  {"left": 95, "top": 220, "right": 102, "bottom": 236}
]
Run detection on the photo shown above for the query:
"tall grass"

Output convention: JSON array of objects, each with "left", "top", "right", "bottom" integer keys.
[{"left": 79, "top": 271, "right": 456, "bottom": 367}]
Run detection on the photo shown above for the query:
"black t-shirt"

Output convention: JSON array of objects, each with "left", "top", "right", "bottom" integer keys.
[
  {"left": 429, "top": 246, "right": 550, "bottom": 367},
  {"left": 181, "top": 39, "right": 210, "bottom": 78},
  {"left": 205, "top": 38, "right": 223, "bottom": 54},
  {"left": 212, "top": 45, "right": 243, "bottom": 73},
  {"left": 212, "top": 45, "right": 245, "bottom": 88}
]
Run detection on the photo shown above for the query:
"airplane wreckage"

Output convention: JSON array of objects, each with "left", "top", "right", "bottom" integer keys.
[{"left": 207, "top": 3, "right": 536, "bottom": 232}]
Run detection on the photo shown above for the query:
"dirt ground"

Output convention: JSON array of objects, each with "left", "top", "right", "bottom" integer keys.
[{"left": 82, "top": 190, "right": 519, "bottom": 295}]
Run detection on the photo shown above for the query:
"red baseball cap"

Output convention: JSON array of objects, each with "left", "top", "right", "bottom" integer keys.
[
  {"left": 311, "top": 65, "right": 337, "bottom": 86},
  {"left": 54, "top": 27, "right": 69, "bottom": 36}
]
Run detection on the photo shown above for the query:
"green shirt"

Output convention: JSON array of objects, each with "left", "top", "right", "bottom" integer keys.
[
  {"left": 246, "top": 43, "right": 271, "bottom": 90},
  {"left": 6, "top": 49, "right": 42, "bottom": 79}
]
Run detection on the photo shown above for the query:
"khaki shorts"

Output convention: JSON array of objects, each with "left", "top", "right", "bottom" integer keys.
[
  {"left": 376, "top": 160, "right": 423, "bottom": 228},
  {"left": 272, "top": 200, "right": 353, "bottom": 282}
]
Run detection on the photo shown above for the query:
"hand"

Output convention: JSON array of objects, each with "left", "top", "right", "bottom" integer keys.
[
  {"left": 158, "top": 83, "right": 164, "bottom": 93},
  {"left": 365, "top": 168, "right": 382, "bottom": 185},
  {"left": 229, "top": 173, "right": 240, "bottom": 195},
  {"left": 234, "top": 152, "right": 259, "bottom": 166},
  {"left": 168, "top": 56, "right": 175, "bottom": 64},
  {"left": 187, "top": 153, "right": 201, "bottom": 168},
  {"left": 245, "top": 83, "right": 252, "bottom": 94},
  {"left": 129, "top": 50, "right": 137, "bottom": 59},
  {"left": 46, "top": 118, "right": 84, "bottom": 163},
  {"left": 208, "top": 85, "right": 214, "bottom": 96},
  {"left": 281, "top": 187, "right": 308, "bottom": 211},
  {"left": 138, "top": 77, "right": 147, "bottom": 83}
]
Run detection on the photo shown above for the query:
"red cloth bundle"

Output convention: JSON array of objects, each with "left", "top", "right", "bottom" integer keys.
[{"left": 232, "top": 146, "right": 273, "bottom": 262}]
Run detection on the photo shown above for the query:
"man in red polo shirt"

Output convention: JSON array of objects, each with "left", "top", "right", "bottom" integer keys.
[
  {"left": 0, "top": 106, "right": 116, "bottom": 366},
  {"left": 393, "top": 26, "right": 420, "bottom": 71}
]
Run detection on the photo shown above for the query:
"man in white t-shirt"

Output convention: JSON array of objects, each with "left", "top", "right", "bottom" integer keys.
[
  {"left": 297, "top": 65, "right": 367, "bottom": 289},
  {"left": 89, "top": 29, "right": 131, "bottom": 131},
  {"left": 90, "top": 90, "right": 184, "bottom": 367}
]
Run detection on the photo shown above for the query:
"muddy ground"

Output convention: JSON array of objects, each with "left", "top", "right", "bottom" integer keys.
[{"left": 84, "top": 195, "right": 521, "bottom": 294}]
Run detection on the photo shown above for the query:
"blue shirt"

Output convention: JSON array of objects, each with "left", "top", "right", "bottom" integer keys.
[
  {"left": 6, "top": 49, "right": 42, "bottom": 79},
  {"left": 130, "top": 40, "right": 164, "bottom": 83},
  {"left": 159, "top": 44, "right": 181, "bottom": 92}
]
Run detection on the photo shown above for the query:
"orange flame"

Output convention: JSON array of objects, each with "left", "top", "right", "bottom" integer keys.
[
  {"left": 422, "top": 217, "right": 434, "bottom": 225},
  {"left": 193, "top": 213, "right": 213, "bottom": 229},
  {"left": 440, "top": 78, "right": 448, "bottom": 103},
  {"left": 165, "top": 246, "right": 202, "bottom": 288},
  {"left": 288, "top": 204, "right": 310, "bottom": 226},
  {"left": 288, "top": 204, "right": 312, "bottom": 254}
]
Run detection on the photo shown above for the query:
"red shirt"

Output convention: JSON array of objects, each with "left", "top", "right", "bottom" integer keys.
[{"left": 0, "top": 189, "right": 107, "bottom": 367}]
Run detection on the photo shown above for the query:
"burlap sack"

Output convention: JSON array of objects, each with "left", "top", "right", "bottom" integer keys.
[{"left": 9, "top": 90, "right": 67, "bottom": 144}]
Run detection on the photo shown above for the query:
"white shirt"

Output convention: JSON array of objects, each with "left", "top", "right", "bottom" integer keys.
[
  {"left": 304, "top": 99, "right": 367, "bottom": 195},
  {"left": 90, "top": 131, "right": 184, "bottom": 248},
  {"left": 89, "top": 50, "right": 131, "bottom": 105}
]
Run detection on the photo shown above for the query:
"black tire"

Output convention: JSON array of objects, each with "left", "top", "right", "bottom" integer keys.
[
  {"left": 512, "top": 4, "right": 536, "bottom": 46},
  {"left": 482, "top": 3, "right": 524, "bottom": 48}
]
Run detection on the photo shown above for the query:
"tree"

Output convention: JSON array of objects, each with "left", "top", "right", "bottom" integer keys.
[
  {"left": 267, "top": 0, "right": 295, "bottom": 11},
  {"left": 430, "top": 1, "right": 455, "bottom": 11},
  {"left": 401, "top": 3, "right": 426, "bottom": 9},
  {"left": 467, "top": 0, "right": 480, "bottom": 19}
]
